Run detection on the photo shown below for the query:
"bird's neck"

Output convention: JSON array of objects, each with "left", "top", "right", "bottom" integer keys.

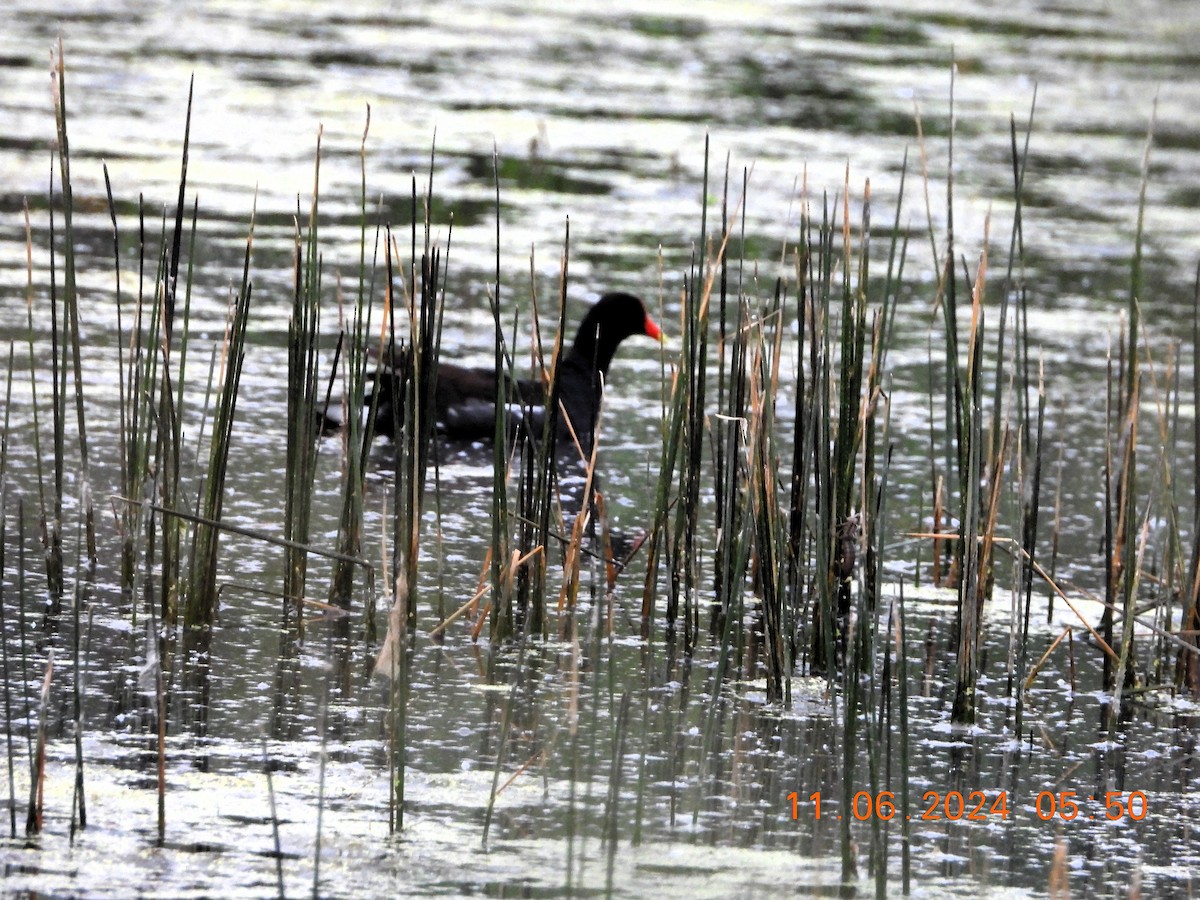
[{"left": 569, "top": 325, "right": 617, "bottom": 377}]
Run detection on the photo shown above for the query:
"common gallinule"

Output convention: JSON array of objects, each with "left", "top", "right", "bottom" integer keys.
[{"left": 368, "top": 291, "right": 663, "bottom": 453}]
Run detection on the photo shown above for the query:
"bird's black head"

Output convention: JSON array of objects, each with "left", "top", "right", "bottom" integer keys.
[{"left": 570, "top": 291, "right": 663, "bottom": 375}]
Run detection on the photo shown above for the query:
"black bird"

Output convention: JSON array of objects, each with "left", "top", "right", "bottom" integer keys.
[{"left": 368, "top": 291, "right": 663, "bottom": 453}]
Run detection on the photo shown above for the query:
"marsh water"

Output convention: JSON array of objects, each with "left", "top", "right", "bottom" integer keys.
[{"left": 3, "top": 0, "right": 1200, "bottom": 897}]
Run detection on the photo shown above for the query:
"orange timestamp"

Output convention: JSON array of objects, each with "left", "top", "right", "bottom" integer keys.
[{"left": 788, "top": 790, "right": 1149, "bottom": 822}]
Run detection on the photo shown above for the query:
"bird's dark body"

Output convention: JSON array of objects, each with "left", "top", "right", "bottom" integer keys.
[{"left": 366, "top": 292, "right": 660, "bottom": 455}]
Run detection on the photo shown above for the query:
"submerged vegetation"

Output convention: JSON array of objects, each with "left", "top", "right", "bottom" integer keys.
[{"left": 3, "top": 44, "right": 1200, "bottom": 897}]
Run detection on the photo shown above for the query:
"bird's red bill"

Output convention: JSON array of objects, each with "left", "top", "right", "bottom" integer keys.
[{"left": 644, "top": 314, "right": 663, "bottom": 342}]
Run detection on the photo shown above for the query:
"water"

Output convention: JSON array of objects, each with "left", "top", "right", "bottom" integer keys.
[{"left": 3, "top": 0, "right": 1200, "bottom": 896}]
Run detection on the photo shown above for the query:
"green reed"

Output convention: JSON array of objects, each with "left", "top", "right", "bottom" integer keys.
[
  {"left": 711, "top": 164, "right": 740, "bottom": 641},
  {"left": 748, "top": 281, "right": 788, "bottom": 698},
  {"left": 909, "top": 79, "right": 1032, "bottom": 727},
  {"left": 639, "top": 315, "right": 688, "bottom": 639},
  {"left": 50, "top": 42, "right": 96, "bottom": 571},
  {"left": 832, "top": 179, "right": 883, "bottom": 885},
  {"left": 113, "top": 196, "right": 162, "bottom": 604},
  {"left": 521, "top": 244, "right": 569, "bottom": 641},
  {"left": 806, "top": 191, "right": 839, "bottom": 676},
  {"left": 156, "top": 89, "right": 200, "bottom": 634},
  {"left": 948, "top": 222, "right": 989, "bottom": 726},
  {"left": 14, "top": 505, "right": 30, "bottom": 832},
  {"left": 98, "top": 78, "right": 202, "bottom": 651},
  {"left": 1142, "top": 338, "right": 1183, "bottom": 688},
  {"left": 1013, "top": 361, "right": 1046, "bottom": 739},
  {"left": 1181, "top": 266, "right": 1200, "bottom": 694},
  {"left": 396, "top": 175, "right": 448, "bottom": 631},
  {"left": 1108, "top": 106, "right": 1156, "bottom": 725},
  {"left": 37, "top": 45, "right": 106, "bottom": 843},
  {"left": 100, "top": 163, "right": 137, "bottom": 597},
  {"left": 184, "top": 199, "right": 254, "bottom": 629},
  {"left": 785, "top": 203, "right": 815, "bottom": 673},
  {"left": 19, "top": 202, "right": 53, "bottom": 619},
  {"left": 896, "top": 587, "right": 911, "bottom": 894},
  {"left": 710, "top": 248, "right": 753, "bottom": 699},
  {"left": 281, "top": 133, "right": 328, "bottom": 642},
  {"left": 35, "top": 167, "right": 64, "bottom": 627},
  {"left": 677, "top": 236, "right": 714, "bottom": 652},
  {"left": 378, "top": 159, "right": 448, "bottom": 831},
  {"left": 487, "top": 147, "right": 514, "bottom": 641},
  {"left": 999, "top": 97, "right": 1045, "bottom": 735},
  {"left": 1, "top": 355, "right": 12, "bottom": 838},
  {"left": 641, "top": 137, "right": 713, "bottom": 644},
  {"left": 327, "top": 107, "right": 379, "bottom": 629},
  {"left": 68, "top": 536, "right": 89, "bottom": 840}
]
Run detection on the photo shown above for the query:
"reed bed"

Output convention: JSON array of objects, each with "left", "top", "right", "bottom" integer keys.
[{"left": 3, "top": 50, "right": 1199, "bottom": 898}]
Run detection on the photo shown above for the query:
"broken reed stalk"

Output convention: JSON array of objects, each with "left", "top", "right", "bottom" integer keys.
[
  {"left": 69, "top": 553, "right": 89, "bottom": 839},
  {"left": 1102, "top": 339, "right": 1120, "bottom": 695},
  {"left": 556, "top": 410, "right": 605, "bottom": 629},
  {"left": 26, "top": 649, "right": 52, "bottom": 836}
]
